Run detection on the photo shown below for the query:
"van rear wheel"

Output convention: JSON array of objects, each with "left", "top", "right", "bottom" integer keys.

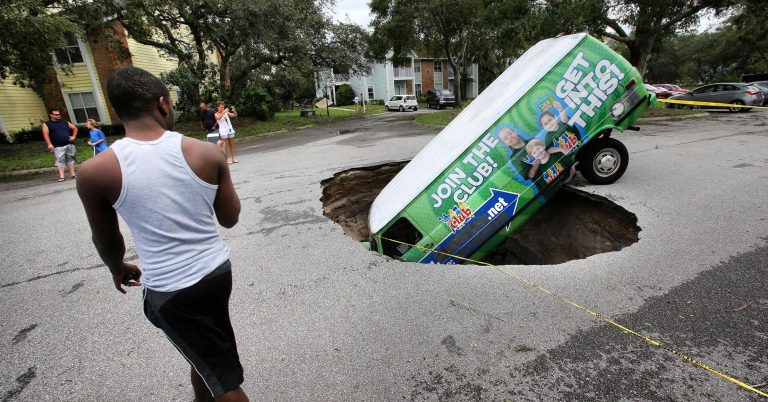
[{"left": 578, "top": 138, "right": 628, "bottom": 185}]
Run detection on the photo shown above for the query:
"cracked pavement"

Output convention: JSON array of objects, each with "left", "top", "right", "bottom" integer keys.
[{"left": 1, "top": 109, "right": 767, "bottom": 400}]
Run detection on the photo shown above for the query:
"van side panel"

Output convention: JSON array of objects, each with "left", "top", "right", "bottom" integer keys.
[{"left": 379, "top": 35, "right": 650, "bottom": 264}]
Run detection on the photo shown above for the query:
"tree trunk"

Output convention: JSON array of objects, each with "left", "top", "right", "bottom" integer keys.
[
  {"left": 447, "top": 59, "right": 462, "bottom": 104},
  {"left": 628, "top": 31, "right": 657, "bottom": 77}
]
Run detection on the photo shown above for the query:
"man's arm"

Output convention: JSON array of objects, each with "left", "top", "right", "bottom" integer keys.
[
  {"left": 41, "top": 122, "right": 53, "bottom": 151},
  {"left": 76, "top": 155, "right": 141, "bottom": 293},
  {"left": 68, "top": 122, "right": 78, "bottom": 141},
  {"left": 213, "top": 152, "right": 241, "bottom": 228}
]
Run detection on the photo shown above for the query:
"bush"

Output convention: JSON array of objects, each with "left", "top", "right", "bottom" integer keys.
[
  {"left": 336, "top": 84, "right": 355, "bottom": 106},
  {"left": 6, "top": 124, "right": 125, "bottom": 144},
  {"left": 235, "top": 86, "right": 276, "bottom": 120}
]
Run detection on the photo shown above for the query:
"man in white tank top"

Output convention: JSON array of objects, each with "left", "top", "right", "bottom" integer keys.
[{"left": 76, "top": 67, "right": 248, "bottom": 402}]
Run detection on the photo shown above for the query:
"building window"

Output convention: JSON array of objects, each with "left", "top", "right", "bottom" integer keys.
[
  {"left": 54, "top": 33, "right": 84, "bottom": 65},
  {"left": 433, "top": 61, "right": 442, "bottom": 73},
  {"left": 415, "top": 84, "right": 422, "bottom": 96},
  {"left": 367, "top": 86, "right": 374, "bottom": 100},
  {"left": 414, "top": 63, "right": 421, "bottom": 73},
  {"left": 68, "top": 92, "right": 100, "bottom": 124},
  {"left": 435, "top": 81, "right": 443, "bottom": 90}
]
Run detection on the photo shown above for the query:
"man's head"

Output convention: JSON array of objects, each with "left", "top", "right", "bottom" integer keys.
[
  {"left": 48, "top": 109, "right": 62, "bottom": 121},
  {"left": 498, "top": 127, "right": 525, "bottom": 149},
  {"left": 199, "top": 102, "right": 209, "bottom": 111},
  {"left": 540, "top": 111, "right": 559, "bottom": 132},
  {"left": 107, "top": 67, "right": 173, "bottom": 128}
]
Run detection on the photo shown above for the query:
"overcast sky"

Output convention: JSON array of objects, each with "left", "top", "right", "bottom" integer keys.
[
  {"left": 333, "top": 0, "right": 373, "bottom": 29},
  {"left": 332, "top": 1, "right": 724, "bottom": 34}
]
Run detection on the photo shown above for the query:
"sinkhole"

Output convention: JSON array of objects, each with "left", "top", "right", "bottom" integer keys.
[{"left": 320, "top": 161, "right": 640, "bottom": 265}]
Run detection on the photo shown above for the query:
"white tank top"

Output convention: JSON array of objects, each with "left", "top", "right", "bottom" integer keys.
[
  {"left": 218, "top": 113, "right": 235, "bottom": 136},
  {"left": 111, "top": 131, "right": 230, "bottom": 292}
]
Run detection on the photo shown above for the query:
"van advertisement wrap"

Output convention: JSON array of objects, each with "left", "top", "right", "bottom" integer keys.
[{"left": 400, "top": 36, "right": 649, "bottom": 264}]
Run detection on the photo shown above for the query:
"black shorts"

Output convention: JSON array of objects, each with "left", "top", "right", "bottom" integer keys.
[{"left": 143, "top": 260, "right": 243, "bottom": 397}]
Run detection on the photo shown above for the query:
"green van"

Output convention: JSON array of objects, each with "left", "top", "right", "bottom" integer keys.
[{"left": 368, "top": 33, "right": 656, "bottom": 264}]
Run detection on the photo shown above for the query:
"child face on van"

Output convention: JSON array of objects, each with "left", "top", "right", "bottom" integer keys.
[
  {"left": 499, "top": 128, "right": 525, "bottom": 149},
  {"left": 530, "top": 143, "right": 549, "bottom": 162},
  {"left": 540, "top": 111, "right": 559, "bottom": 132}
]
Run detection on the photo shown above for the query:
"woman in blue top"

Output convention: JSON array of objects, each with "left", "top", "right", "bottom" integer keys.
[{"left": 86, "top": 119, "right": 108, "bottom": 154}]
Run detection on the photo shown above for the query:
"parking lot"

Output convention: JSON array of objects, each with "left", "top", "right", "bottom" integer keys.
[{"left": 1, "top": 108, "right": 767, "bottom": 400}]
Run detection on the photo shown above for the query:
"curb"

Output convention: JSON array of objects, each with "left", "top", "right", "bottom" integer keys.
[
  {"left": 412, "top": 121, "right": 446, "bottom": 130},
  {"left": 638, "top": 112, "right": 709, "bottom": 122}
]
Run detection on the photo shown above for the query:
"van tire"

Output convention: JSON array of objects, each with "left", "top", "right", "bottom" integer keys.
[
  {"left": 399, "top": 105, "right": 404, "bottom": 112},
  {"left": 385, "top": 105, "right": 390, "bottom": 111},
  {"left": 578, "top": 138, "right": 628, "bottom": 185},
  {"left": 414, "top": 106, "right": 418, "bottom": 111}
]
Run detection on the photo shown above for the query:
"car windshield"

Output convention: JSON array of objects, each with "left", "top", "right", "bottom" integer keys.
[{"left": 437, "top": 90, "right": 453, "bottom": 95}]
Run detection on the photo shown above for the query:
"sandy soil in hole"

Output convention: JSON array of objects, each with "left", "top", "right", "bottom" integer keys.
[{"left": 320, "top": 162, "right": 640, "bottom": 265}]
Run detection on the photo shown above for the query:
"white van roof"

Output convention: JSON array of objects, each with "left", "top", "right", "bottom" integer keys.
[{"left": 369, "top": 33, "right": 587, "bottom": 234}]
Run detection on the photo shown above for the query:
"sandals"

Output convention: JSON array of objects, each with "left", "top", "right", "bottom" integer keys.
[{"left": 58, "top": 178, "right": 65, "bottom": 182}]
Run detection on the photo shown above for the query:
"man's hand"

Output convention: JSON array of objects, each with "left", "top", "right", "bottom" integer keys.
[
  {"left": 69, "top": 136, "right": 76, "bottom": 143},
  {"left": 47, "top": 143, "right": 54, "bottom": 152},
  {"left": 110, "top": 262, "right": 142, "bottom": 294}
]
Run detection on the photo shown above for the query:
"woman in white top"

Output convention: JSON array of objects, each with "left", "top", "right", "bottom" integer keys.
[{"left": 215, "top": 102, "right": 238, "bottom": 163}]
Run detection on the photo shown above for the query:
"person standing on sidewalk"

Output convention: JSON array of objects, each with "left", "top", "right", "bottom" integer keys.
[
  {"left": 76, "top": 67, "right": 248, "bottom": 402},
  {"left": 42, "top": 108, "right": 78, "bottom": 182}
]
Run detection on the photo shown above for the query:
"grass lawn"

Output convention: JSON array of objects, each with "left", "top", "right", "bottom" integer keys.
[{"left": 0, "top": 105, "right": 386, "bottom": 174}]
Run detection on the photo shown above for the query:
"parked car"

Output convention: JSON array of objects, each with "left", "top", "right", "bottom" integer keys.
[
  {"left": 385, "top": 95, "right": 419, "bottom": 112},
  {"left": 748, "top": 81, "right": 768, "bottom": 105},
  {"left": 667, "top": 82, "right": 764, "bottom": 112},
  {"left": 643, "top": 83, "right": 671, "bottom": 99},
  {"left": 652, "top": 84, "right": 688, "bottom": 95},
  {"left": 426, "top": 89, "right": 457, "bottom": 109}
]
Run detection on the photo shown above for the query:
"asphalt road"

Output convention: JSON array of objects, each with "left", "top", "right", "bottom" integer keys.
[{"left": 1, "top": 107, "right": 766, "bottom": 401}]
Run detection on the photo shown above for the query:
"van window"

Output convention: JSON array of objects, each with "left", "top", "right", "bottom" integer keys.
[{"left": 380, "top": 217, "right": 424, "bottom": 258}]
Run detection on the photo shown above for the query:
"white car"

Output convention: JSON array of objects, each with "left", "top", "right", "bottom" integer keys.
[{"left": 385, "top": 95, "right": 419, "bottom": 112}]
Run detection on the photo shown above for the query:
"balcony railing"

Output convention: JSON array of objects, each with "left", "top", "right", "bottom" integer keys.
[{"left": 393, "top": 67, "right": 413, "bottom": 78}]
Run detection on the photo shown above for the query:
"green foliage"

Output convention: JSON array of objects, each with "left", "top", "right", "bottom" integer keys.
[
  {"left": 161, "top": 63, "right": 220, "bottom": 117},
  {"left": 235, "top": 85, "right": 276, "bottom": 120},
  {"left": 336, "top": 84, "right": 356, "bottom": 105},
  {"left": 5, "top": 124, "right": 125, "bottom": 144},
  {"left": 0, "top": 0, "right": 81, "bottom": 95},
  {"left": 369, "top": 0, "right": 536, "bottom": 101}
]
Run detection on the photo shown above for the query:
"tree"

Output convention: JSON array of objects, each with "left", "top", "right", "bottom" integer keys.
[
  {"left": 369, "top": 0, "right": 535, "bottom": 104},
  {"left": 0, "top": 0, "right": 80, "bottom": 95},
  {"left": 103, "top": 0, "right": 369, "bottom": 116},
  {"left": 541, "top": 0, "right": 735, "bottom": 76}
]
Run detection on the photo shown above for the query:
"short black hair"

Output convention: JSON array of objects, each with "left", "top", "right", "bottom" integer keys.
[
  {"left": 48, "top": 108, "right": 60, "bottom": 114},
  {"left": 107, "top": 67, "right": 170, "bottom": 120}
]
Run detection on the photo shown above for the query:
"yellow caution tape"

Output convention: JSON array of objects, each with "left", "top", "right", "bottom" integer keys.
[
  {"left": 376, "top": 235, "right": 768, "bottom": 398},
  {"left": 657, "top": 98, "right": 768, "bottom": 109}
]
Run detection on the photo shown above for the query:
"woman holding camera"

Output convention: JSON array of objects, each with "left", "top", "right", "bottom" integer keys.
[{"left": 215, "top": 102, "right": 238, "bottom": 163}]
